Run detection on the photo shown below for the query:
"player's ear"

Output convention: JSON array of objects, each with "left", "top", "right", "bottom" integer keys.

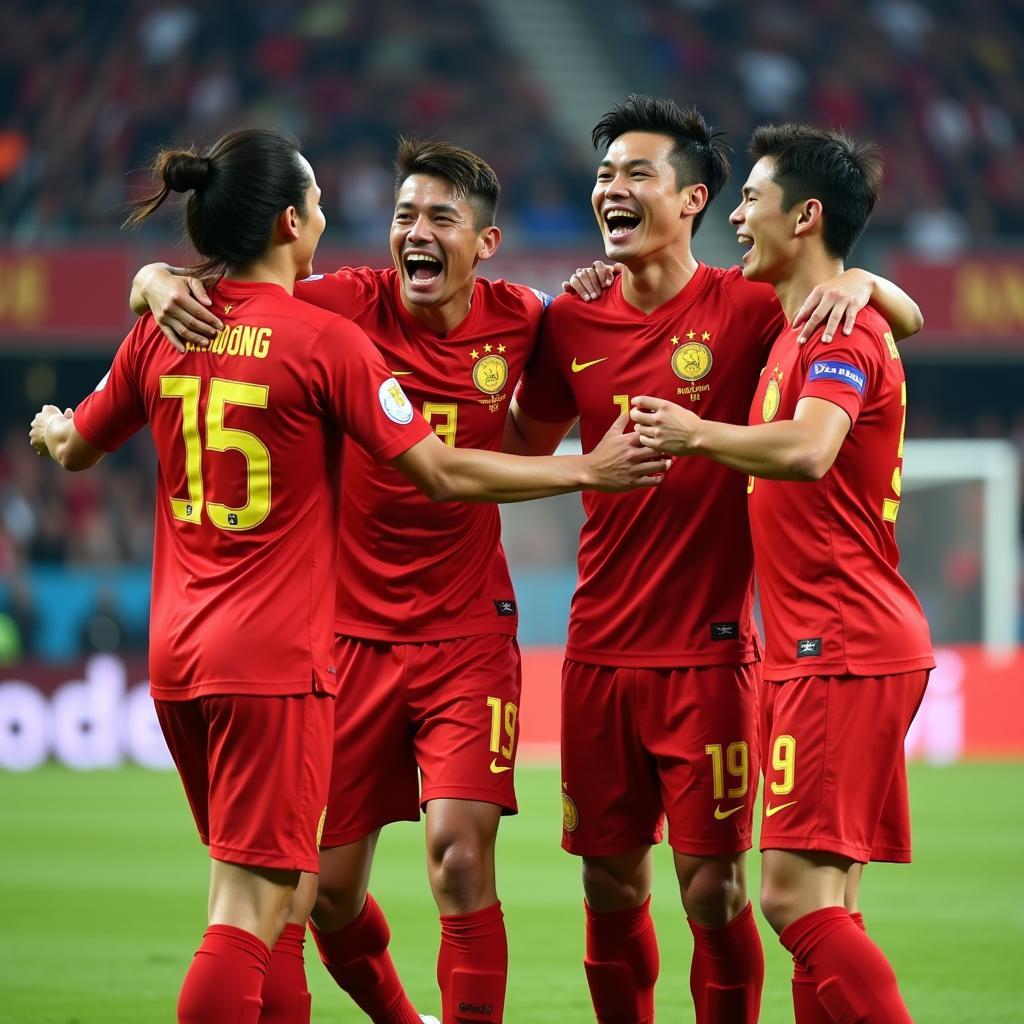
[
  {"left": 681, "top": 183, "right": 709, "bottom": 221},
  {"left": 476, "top": 224, "right": 501, "bottom": 263},
  {"left": 794, "top": 198, "right": 823, "bottom": 239},
  {"left": 276, "top": 206, "right": 302, "bottom": 243}
]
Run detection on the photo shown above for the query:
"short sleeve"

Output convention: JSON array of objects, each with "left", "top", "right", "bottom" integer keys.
[
  {"left": 514, "top": 311, "right": 577, "bottom": 423},
  {"left": 295, "top": 266, "right": 379, "bottom": 318},
  {"left": 308, "top": 317, "right": 432, "bottom": 462},
  {"left": 74, "top": 323, "right": 148, "bottom": 452},
  {"left": 798, "top": 326, "right": 879, "bottom": 427}
]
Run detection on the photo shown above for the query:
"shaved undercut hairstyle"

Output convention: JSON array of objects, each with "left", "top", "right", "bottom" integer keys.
[
  {"left": 591, "top": 94, "right": 731, "bottom": 236},
  {"left": 394, "top": 137, "right": 501, "bottom": 229},
  {"left": 748, "top": 123, "right": 883, "bottom": 260}
]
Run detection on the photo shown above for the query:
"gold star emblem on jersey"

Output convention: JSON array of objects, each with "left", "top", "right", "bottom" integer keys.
[
  {"left": 473, "top": 353, "right": 508, "bottom": 395},
  {"left": 223, "top": 303, "right": 234, "bottom": 314},
  {"left": 672, "top": 341, "right": 713, "bottom": 382}
]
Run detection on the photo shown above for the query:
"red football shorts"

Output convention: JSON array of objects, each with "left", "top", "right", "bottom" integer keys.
[
  {"left": 155, "top": 693, "right": 334, "bottom": 873},
  {"left": 759, "top": 670, "right": 930, "bottom": 863},
  {"left": 321, "top": 633, "right": 522, "bottom": 848},
  {"left": 560, "top": 659, "right": 761, "bottom": 857}
]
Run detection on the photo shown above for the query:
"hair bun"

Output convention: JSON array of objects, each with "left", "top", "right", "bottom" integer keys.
[{"left": 163, "top": 153, "right": 211, "bottom": 193}]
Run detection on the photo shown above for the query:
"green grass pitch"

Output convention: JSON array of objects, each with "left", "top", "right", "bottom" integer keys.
[{"left": 2, "top": 761, "right": 1022, "bottom": 1022}]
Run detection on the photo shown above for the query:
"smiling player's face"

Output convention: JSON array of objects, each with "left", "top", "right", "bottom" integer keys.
[
  {"left": 390, "top": 174, "right": 497, "bottom": 315},
  {"left": 592, "top": 132, "right": 694, "bottom": 266},
  {"left": 730, "top": 157, "right": 797, "bottom": 284}
]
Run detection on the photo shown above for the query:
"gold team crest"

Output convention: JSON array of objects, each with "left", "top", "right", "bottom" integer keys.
[
  {"left": 762, "top": 364, "right": 784, "bottom": 422},
  {"left": 473, "top": 353, "right": 508, "bottom": 395},
  {"left": 671, "top": 332, "right": 713, "bottom": 382},
  {"left": 561, "top": 790, "right": 579, "bottom": 833}
]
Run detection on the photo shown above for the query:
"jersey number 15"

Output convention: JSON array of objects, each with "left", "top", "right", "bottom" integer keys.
[{"left": 160, "top": 375, "right": 271, "bottom": 531}]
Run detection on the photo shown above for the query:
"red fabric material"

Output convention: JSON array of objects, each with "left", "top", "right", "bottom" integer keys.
[
  {"left": 791, "top": 910, "right": 868, "bottom": 1023},
  {"left": 321, "top": 635, "right": 521, "bottom": 848},
  {"left": 259, "top": 923, "right": 311, "bottom": 1024},
  {"left": 296, "top": 267, "right": 548, "bottom": 643},
  {"left": 583, "top": 896, "right": 659, "bottom": 1024},
  {"left": 310, "top": 894, "right": 420, "bottom": 1024},
  {"left": 759, "top": 672, "right": 928, "bottom": 863},
  {"left": 561, "top": 660, "right": 759, "bottom": 858},
  {"left": 74, "top": 278, "right": 430, "bottom": 702},
  {"left": 687, "top": 901, "right": 765, "bottom": 1024},
  {"left": 155, "top": 693, "right": 333, "bottom": 873},
  {"left": 178, "top": 924, "right": 270, "bottom": 1024},
  {"left": 781, "top": 907, "right": 913, "bottom": 1024},
  {"left": 748, "top": 316, "right": 933, "bottom": 682},
  {"left": 438, "top": 901, "right": 508, "bottom": 1023},
  {"left": 516, "top": 265, "right": 783, "bottom": 668}
]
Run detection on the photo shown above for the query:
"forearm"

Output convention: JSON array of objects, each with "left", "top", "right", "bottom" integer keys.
[
  {"left": 432, "top": 446, "right": 591, "bottom": 502},
  {"left": 865, "top": 272, "right": 923, "bottom": 341},
  {"left": 693, "top": 419, "right": 826, "bottom": 481}
]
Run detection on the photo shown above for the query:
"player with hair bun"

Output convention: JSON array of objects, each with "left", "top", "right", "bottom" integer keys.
[{"left": 31, "top": 127, "right": 666, "bottom": 1024}]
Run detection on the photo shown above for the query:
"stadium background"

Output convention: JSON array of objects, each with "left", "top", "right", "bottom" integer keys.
[{"left": 1, "top": 0, "right": 1021, "bottom": 1021}]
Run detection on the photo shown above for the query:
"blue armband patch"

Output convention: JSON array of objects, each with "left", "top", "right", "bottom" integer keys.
[
  {"left": 529, "top": 287, "right": 554, "bottom": 309},
  {"left": 808, "top": 360, "right": 865, "bottom": 393}
]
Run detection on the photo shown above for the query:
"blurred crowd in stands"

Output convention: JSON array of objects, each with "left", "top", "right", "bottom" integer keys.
[
  {"left": 621, "top": 0, "right": 1024, "bottom": 258},
  {"left": 0, "top": 0, "right": 590, "bottom": 244},
  {"left": 2, "top": 0, "right": 1023, "bottom": 254}
]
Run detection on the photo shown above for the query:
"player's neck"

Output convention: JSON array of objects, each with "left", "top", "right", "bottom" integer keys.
[
  {"left": 620, "top": 250, "right": 699, "bottom": 314},
  {"left": 225, "top": 254, "right": 298, "bottom": 295},
  {"left": 774, "top": 255, "right": 845, "bottom": 325},
  {"left": 400, "top": 286, "right": 473, "bottom": 336}
]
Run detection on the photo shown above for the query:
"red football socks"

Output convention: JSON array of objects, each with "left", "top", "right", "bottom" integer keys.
[
  {"left": 259, "top": 923, "right": 311, "bottom": 1024},
  {"left": 310, "top": 894, "right": 421, "bottom": 1024},
  {"left": 687, "top": 901, "right": 765, "bottom": 1024},
  {"left": 437, "top": 901, "right": 508, "bottom": 1023},
  {"left": 791, "top": 910, "right": 868, "bottom": 1024},
  {"left": 178, "top": 924, "right": 270, "bottom": 1024},
  {"left": 781, "top": 906, "right": 913, "bottom": 1024},
  {"left": 584, "top": 896, "right": 659, "bottom": 1024}
]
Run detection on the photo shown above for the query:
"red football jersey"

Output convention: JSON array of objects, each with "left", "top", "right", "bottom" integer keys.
[
  {"left": 74, "top": 279, "right": 431, "bottom": 701},
  {"left": 516, "top": 264, "right": 784, "bottom": 667},
  {"left": 747, "top": 309, "right": 934, "bottom": 680},
  {"left": 296, "top": 267, "right": 548, "bottom": 641}
]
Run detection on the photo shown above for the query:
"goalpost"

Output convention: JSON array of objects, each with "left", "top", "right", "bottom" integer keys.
[{"left": 903, "top": 439, "right": 1020, "bottom": 655}]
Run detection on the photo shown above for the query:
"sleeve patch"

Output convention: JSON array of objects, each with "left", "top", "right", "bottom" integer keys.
[
  {"left": 807, "top": 360, "right": 865, "bottom": 394},
  {"left": 378, "top": 377, "right": 414, "bottom": 424},
  {"left": 528, "top": 287, "right": 554, "bottom": 310}
]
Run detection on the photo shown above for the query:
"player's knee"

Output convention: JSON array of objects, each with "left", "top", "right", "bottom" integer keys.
[
  {"left": 678, "top": 858, "right": 746, "bottom": 927},
  {"left": 429, "top": 837, "right": 489, "bottom": 907},
  {"left": 759, "top": 878, "right": 798, "bottom": 935},
  {"left": 581, "top": 859, "right": 646, "bottom": 910},
  {"left": 311, "top": 874, "right": 367, "bottom": 933}
]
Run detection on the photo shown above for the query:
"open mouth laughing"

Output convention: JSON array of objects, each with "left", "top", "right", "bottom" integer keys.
[
  {"left": 603, "top": 207, "right": 642, "bottom": 241},
  {"left": 403, "top": 250, "right": 444, "bottom": 286}
]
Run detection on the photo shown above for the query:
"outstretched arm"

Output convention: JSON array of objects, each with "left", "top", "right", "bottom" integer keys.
[
  {"left": 30, "top": 406, "right": 105, "bottom": 471},
  {"left": 395, "top": 414, "right": 666, "bottom": 502},
  {"left": 792, "top": 269, "right": 923, "bottom": 344},
  {"left": 630, "top": 395, "right": 850, "bottom": 481}
]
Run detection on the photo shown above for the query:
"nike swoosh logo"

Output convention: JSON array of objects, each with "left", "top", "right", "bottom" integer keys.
[
  {"left": 391, "top": 370, "right": 414, "bottom": 376},
  {"left": 489, "top": 759, "right": 512, "bottom": 774},
  {"left": 571, "top": 357, "right": 608, "bottom": 373},
  {"left": 764, "top": 800, "right": 798, "bottom": 818},
  {"left": 714, "top": 804, "right": 745, "bottom": 820}
]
